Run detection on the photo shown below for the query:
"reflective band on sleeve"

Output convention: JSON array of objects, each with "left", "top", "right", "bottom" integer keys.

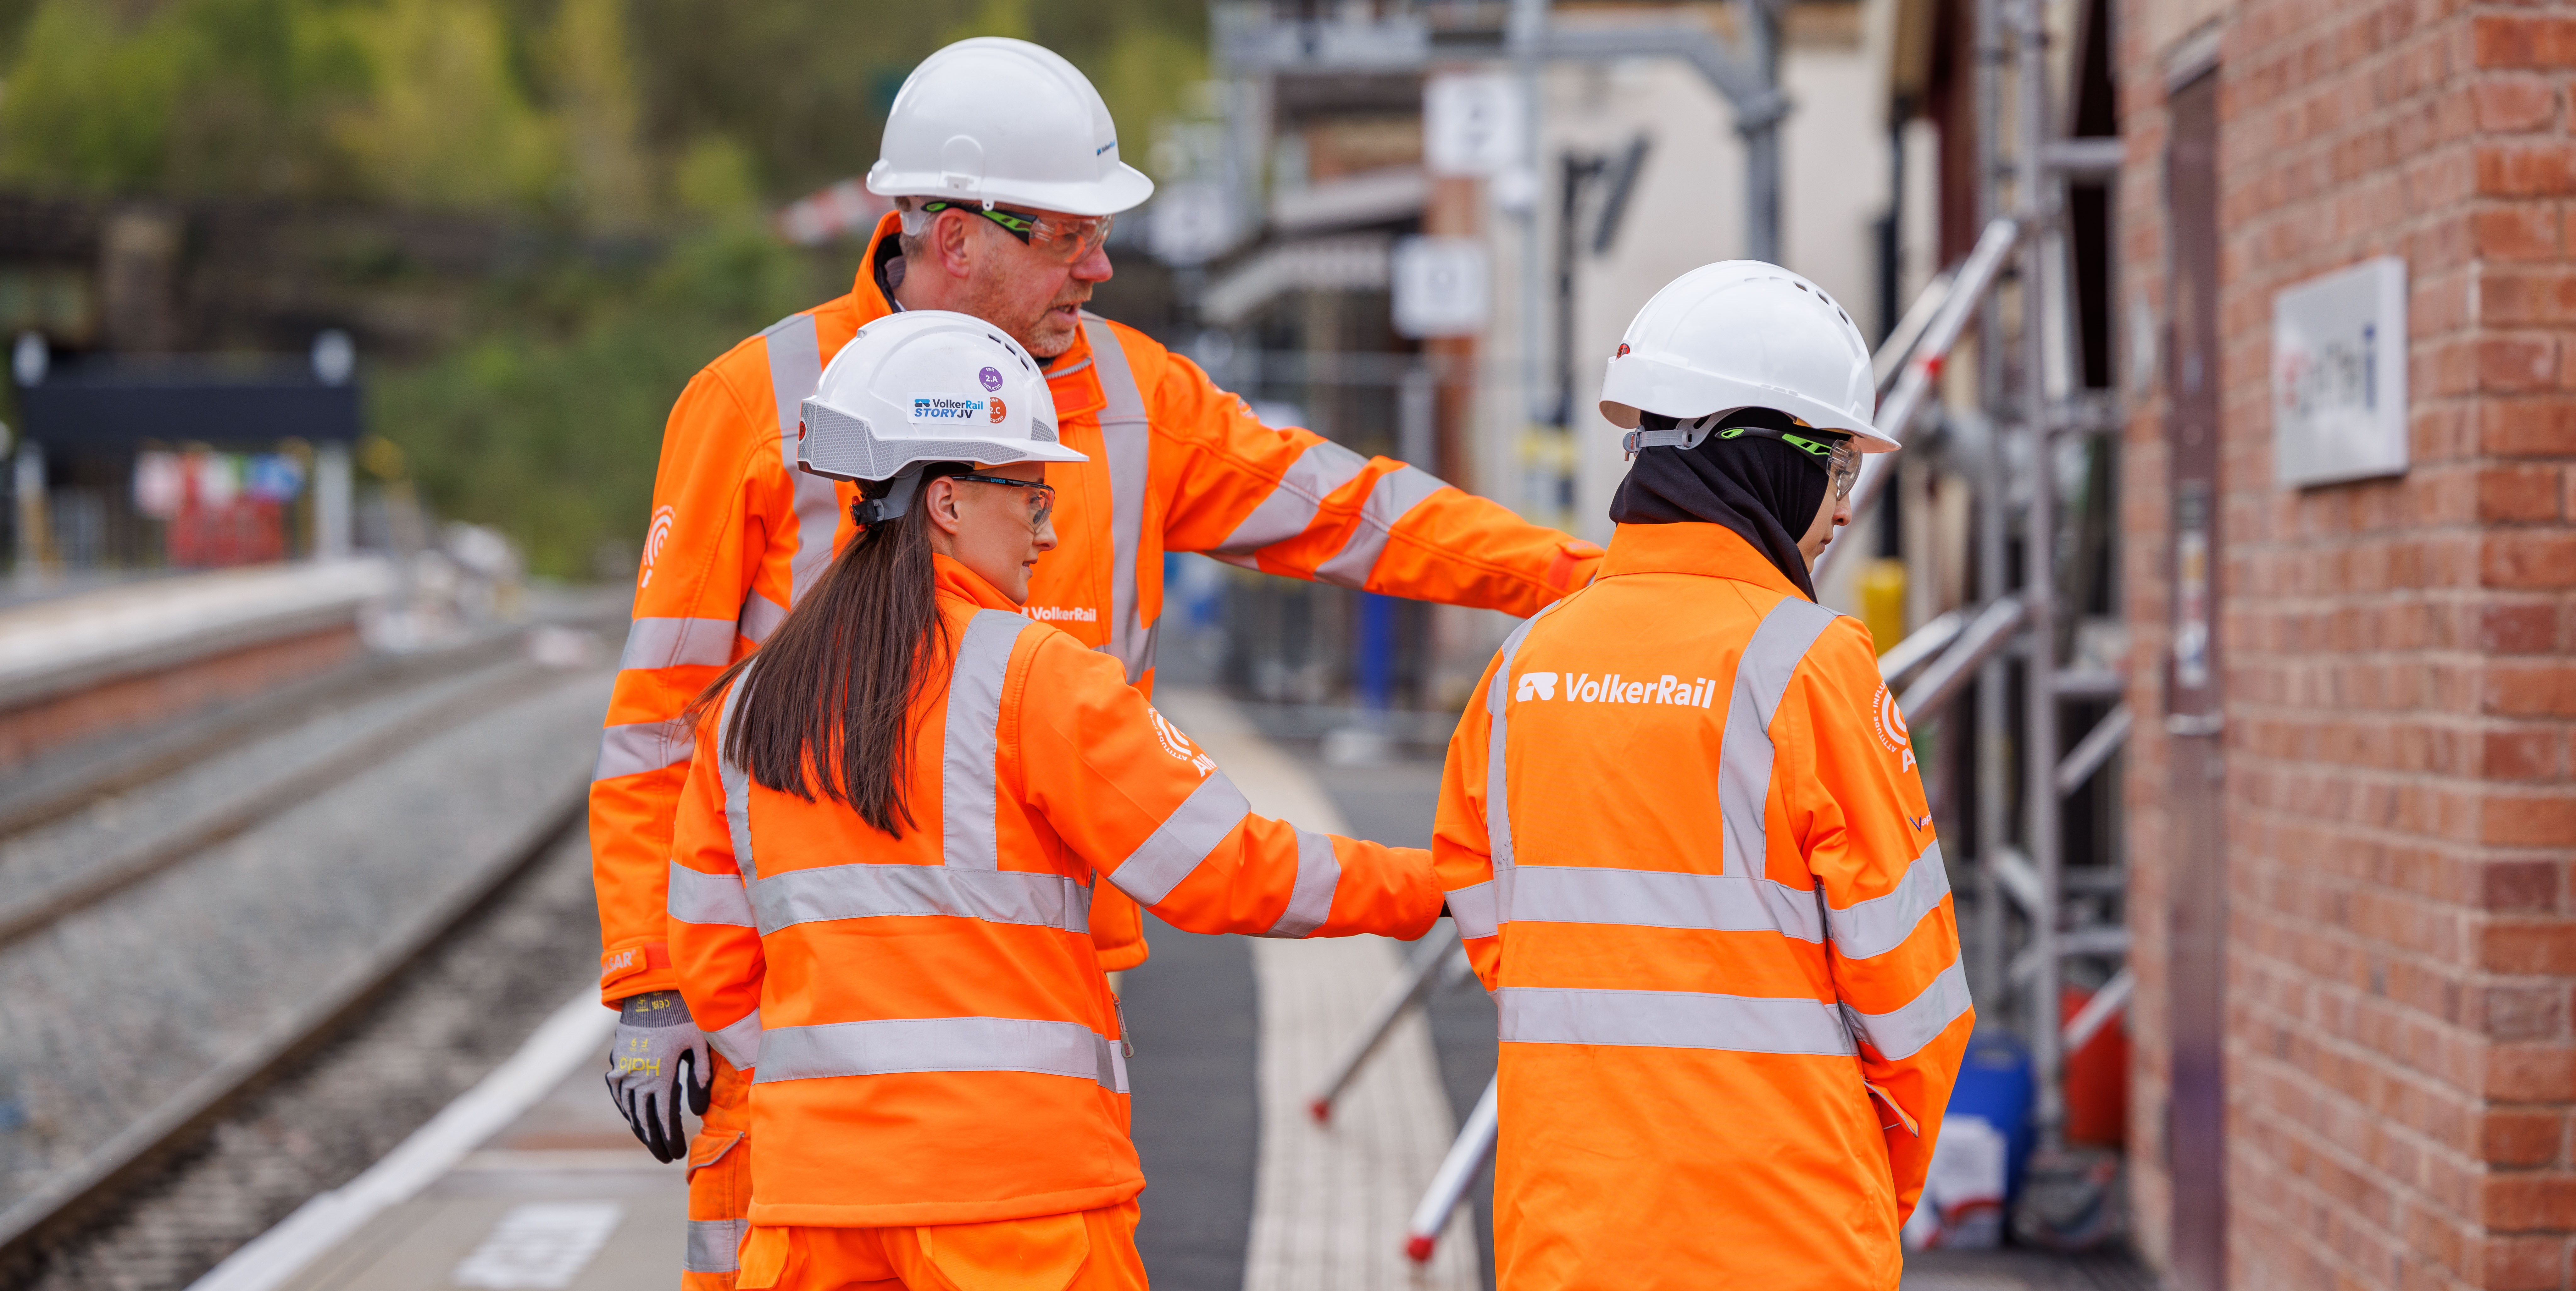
[
  {"left": 1207, "top": 439, "right": 1371, "bottom": 560},
  {"left": 1497, "top": 986, "right": 1857, "bottom": 1057},
  {"left": 763, "top": 312, "right": 840, "bottom": 606},
  {"left": 1827, "top": 841, "right": 1953, "bottom": 961},
  {"left": 714, "top": 670, "right": 759, "bottom": 882},
  {"left": 594, "top": 719, "right": 691, "bottom": 782},
  {"left": 1717, "top": 597, "right": 1839, "bottom": 919},
  {"left": 942, "top": 611, "right": 1029, "bottom": 873},
  {"left": 668, "top": 860, "right": 756, "bottom": 927},
  {"left": 1499, "top": 864, "right": 1824, "bottom": 941},
  {"left": 754, "top": 1016, "right": 1129, "bottom": 1093},
  {"left": 751, "top": 862, "right": 1093, "bottom": 936},
  {"left": 708, "top": 1008, "right": 763, "bottom": 1069},
  {"left": 684, "top": 1218, "right": 747, "bottom": 1274},
  {"left": 1842, "top": 956, "right": 1973, "bottom": 1061},
  {"left": 1106, "top": 772, "right": 1252, "bottom": 908},
  {"left": 619, "top": 616, "right": 739, "bottom": 671},
  {"left": 1483, "top": 609, "right": 1550, "bottom": 874},
  {"left": 1083, "top": 317, "right": 1156, "bottom": 685},
  {"left": 1260, "top": 829, "right": 1341, "bottom": 938},
  {"left": 738, "top": 590, "right": 788, "bottom": 644},
  {"left": 1314, "top": 465, "right": 1447, "bottom": 589},
  {"left": 1446, "top": 879, "right": 1499, "bottom": 939}
]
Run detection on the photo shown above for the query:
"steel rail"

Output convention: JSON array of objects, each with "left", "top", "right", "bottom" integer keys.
[
  {"left": 0, "top": 659, "right": 568, "bottom": 952},
  {"left": 0, "top": 770, "right": 591, "bottom": 1261}
]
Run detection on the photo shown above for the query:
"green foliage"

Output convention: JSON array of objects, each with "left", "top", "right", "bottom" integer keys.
[{"left": 370, "top": 221, "right": 827, "bottom": 578}]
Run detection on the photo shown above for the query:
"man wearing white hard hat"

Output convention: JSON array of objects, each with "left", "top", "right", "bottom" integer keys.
[
  {"left": 1430, "top": 263, "right": 1970, "bottom": 1288},
  {"left": 591, "top": 36, "right": 1607, "bottom": 1288}
]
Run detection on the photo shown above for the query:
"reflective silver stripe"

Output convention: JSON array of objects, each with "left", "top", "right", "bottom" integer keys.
[
  {"left": 714, "top": 669, "right": 758, "bottom": 881},
  {"left": 708, "top": 1008, "right": 763, "bottom": 1068},
  {"left": 1828, "top": 841, "right": 1953, "bottom": 960},
  {"left": 1447, "top": 879, "right": 1499, "bottom": 939},
  {"left": 754, "top": 1016, "right": 1129, "bottom": 1093},
  {"left": 1208, "top": 439, "right": 1371, "bottom": 559},
  {"left": 668, "top": 860, "right": 756, "bottom": 927},
  {"left": 1484, "top": 608, "right": 1552, "bottom": 872},
  {"left": 942, "top": 611, "right": 1028, "bottom": 872},
  {"left": 738, "top": 590, "right": 788, "bottom": 643},
  {"left": 619, "top": 616, "right": 737, "bottom": 671},
  {"left": 594, "top": 718, "right": 690, "bottom": 781},
  {"left": 1083, "top": 316, "right": 1156, "bottom": 684},
  {"left": 1844, "top": 956, "right": 1973, "bottom": 1060},
  {"left": 763, "top": 312, "right": 840, "bottom": 605},
  {"left": 752, "top": 862, "right": 1092, "bottom": 936},
  {"left": 1717, "top": 597, "right": 1840, "bottom": 920},
  {"left": 1497, "top": 986, "right": 1857, "bottom": 1057},
  {"left": 1260, "top": 829, "right": 1341, "bottom": 938},
  {"left": 1107, "top": 771, "right": 1252, "bottom": 907},
  {"left": 685, "top": 1218, "right": 747, "bottom": 1273},
  {"left": 1498, "top": 864, "right": 1824, "bottom": 941},
  {"left": 1314, "top": 464, "right": 1446, "bottom": 588}
]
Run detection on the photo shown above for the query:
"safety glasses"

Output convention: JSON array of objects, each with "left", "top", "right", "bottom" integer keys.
[
  {"left": 1716, "top": 426, "right": 1861, "bottom": 500},
  {"left": 952, "top": 472, "right": 1057, "bottom": 528},
  {"left": 922, "top": 201, "right": 1113, "bottom": 265}
]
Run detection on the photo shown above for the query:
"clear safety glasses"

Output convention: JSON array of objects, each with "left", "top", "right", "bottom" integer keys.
[
  {"left": 923, "top": 201, "right": 1113, "bottom": 265},
  {"left": 1716, "top": 426, "right": 1861, "bottom": 501},
  {"left": 952, "top": 472, "right": 1057, "bottom": 529}
]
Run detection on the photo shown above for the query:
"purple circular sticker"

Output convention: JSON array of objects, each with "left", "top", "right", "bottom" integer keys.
[{"left": 979, "top": 366, "right": 1004, "bottom": 391}]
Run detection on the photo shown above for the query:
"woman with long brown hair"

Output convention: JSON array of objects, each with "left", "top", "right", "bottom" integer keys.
[{"left": 663, "top": 311, "right": 1441, "bottom": 1290}]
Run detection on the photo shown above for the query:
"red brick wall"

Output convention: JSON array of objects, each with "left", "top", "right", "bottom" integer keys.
[{"left": 2119, "top": 2, "right": 2576, "bottom": 1287}]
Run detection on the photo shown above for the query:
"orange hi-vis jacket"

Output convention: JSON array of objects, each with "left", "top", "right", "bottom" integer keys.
[
  {"left": 594, "top": 211, "right": 1602, "bottom": 1002},
  {"left": 1434, "top": 523, "right": 1973, "bottom": 1291},
  {"left": 669, "top": 555, "right": 1444, "bottom": 1227}
]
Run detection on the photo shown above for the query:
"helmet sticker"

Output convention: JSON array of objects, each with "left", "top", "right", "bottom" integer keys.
[
  {"left": 979, "top": 366, "right": 1004, "bottom": 391},
  {"left": 988, "top": 397, "right": 1008, "bottom": 423},
  {"left": 910, "top": 394, "right": 990, "bottom": 423}
]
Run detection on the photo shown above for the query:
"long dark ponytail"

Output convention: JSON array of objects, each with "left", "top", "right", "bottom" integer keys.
[{"left": 689, "top": 468, "right": 962, "bottom": 836}]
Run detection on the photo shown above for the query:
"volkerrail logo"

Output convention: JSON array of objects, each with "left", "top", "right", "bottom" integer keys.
[
  {"left": 1871, "top": 682, "right": 1917, "bottom": 772},
  {"left": 1023, "top": 605, "right": 1098, "bottom": 624},
  {"left": 1147, "top": 707, "right": 1218, "bottom": 777},
  {"left": 1515, "top": 671, "right": 1719, "bottom": 709},
  {"left": 638, "top": 505, "right": 676, "bottom": 590}
]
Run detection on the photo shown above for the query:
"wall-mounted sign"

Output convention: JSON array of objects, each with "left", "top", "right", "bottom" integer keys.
[
  {"left": 1425, "top": 73, "right": 1524, "bottom": 178},
  {"left": 2272, "top": 256, "right": 2407, "bottom": 488},
  {"left": 1391, "top": 236, "right": 1489, "bottom": 338}
]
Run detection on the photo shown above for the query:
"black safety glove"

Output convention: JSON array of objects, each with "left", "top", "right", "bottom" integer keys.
[{"left": 603, "top": 989, "right": 714, "bottom": 1163}]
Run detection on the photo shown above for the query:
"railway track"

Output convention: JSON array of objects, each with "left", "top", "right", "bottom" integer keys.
[{"left": 0, "top": 610, "right": 626, "bottom": 1275}]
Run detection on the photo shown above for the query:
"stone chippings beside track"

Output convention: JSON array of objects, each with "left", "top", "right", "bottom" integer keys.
[
  {"left": 0, "top": 674, "right": 609, "bottom": 1208},
  {"left": 5, "top": 828, "right": 604, "bottom": 1291}
]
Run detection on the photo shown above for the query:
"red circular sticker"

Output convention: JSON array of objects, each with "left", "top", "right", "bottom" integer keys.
[{"left": 988, "top": 396, "right": 1008, "bottom": 423}]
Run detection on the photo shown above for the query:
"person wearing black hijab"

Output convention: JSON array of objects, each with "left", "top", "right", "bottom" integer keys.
[{"left": 1608, "top": 406, "right": 1856, "bottom": 599}]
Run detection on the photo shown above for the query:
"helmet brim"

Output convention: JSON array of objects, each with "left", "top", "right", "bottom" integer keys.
[{"left": 866, "top": 163, "right": 1155, "bottom": 219}]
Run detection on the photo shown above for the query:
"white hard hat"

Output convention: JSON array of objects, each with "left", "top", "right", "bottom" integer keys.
[
  {"left": 1598, "top": 261, "right": 1895, "bottom": 452},
  {"left": 865, "top": 38, "right": 1154, "bottom": 218},
  {"left": 799, "top": 310, "right": 1086, "bottom": 518}
]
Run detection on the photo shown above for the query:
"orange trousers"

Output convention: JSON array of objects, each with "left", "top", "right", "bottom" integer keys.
[
  {"left": 735, "top": 1201, "right": 1146, "bottom": 1291},
  {"left": 683, "top": 1055, "right": 754, "bottom": 1290}
]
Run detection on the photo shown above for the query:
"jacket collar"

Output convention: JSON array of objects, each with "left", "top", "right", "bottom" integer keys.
[
  {"left": 852, "top": 212, "right": 1107, "bottom": 420},
  {"left": 1598, "top": 522, "right": 1813, "bottom": 601},
  {"left": 933, "top": 553, "right": 1024, "bottom": 612}
]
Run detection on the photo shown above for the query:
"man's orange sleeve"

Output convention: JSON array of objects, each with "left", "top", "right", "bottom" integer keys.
[
  {"left": 590, "top": 365, "right": 774, "bottom": 1005},
  {"left": 1138, "top": 339, "right": 1602, "bottom": 617}
]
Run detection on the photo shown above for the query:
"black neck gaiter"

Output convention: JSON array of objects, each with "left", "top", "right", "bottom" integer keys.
[{"left": 1606, "top": 407, "right": 1832, "bottom": 599}]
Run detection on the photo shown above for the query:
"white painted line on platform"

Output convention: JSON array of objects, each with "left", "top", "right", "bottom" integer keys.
[
  {"left": 1156, "top": 689, "right": 1478, "bottom": 1291},
  {"left": 450, "top": 1201, "right": 625, "bottom": 1289},
  {"left": 186, "top": 987, "right": 618, "bottom": 1291}
]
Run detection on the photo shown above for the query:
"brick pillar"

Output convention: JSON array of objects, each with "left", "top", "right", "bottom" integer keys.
[{"left": 2119, "top": 2, "right": 2576, "bottom": 1287}]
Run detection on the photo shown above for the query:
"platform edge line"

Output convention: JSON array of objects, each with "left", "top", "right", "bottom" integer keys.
[{"left": 183, "top": 987, "right": 616, "bottom": 1291}]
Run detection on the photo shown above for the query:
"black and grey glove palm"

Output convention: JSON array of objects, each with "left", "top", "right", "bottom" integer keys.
[{"left": 604, "top": 989, "right": 713, "bottom": 1162}]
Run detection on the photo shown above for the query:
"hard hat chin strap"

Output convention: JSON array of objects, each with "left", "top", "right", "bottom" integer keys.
[
  {"left": 1621, "top": 415, "right": 1722, "bottom": 460},
  {"left": 852, "top": 465, "right": 928, "bottom": 528}
]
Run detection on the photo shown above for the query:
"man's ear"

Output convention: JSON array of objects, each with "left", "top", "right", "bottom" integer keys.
[
  {"left": 922, "top": 477, "right": 965, "bottom": 537},
  {"left": 930, "top": 210, "right": 979, "bottom": 280}
]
